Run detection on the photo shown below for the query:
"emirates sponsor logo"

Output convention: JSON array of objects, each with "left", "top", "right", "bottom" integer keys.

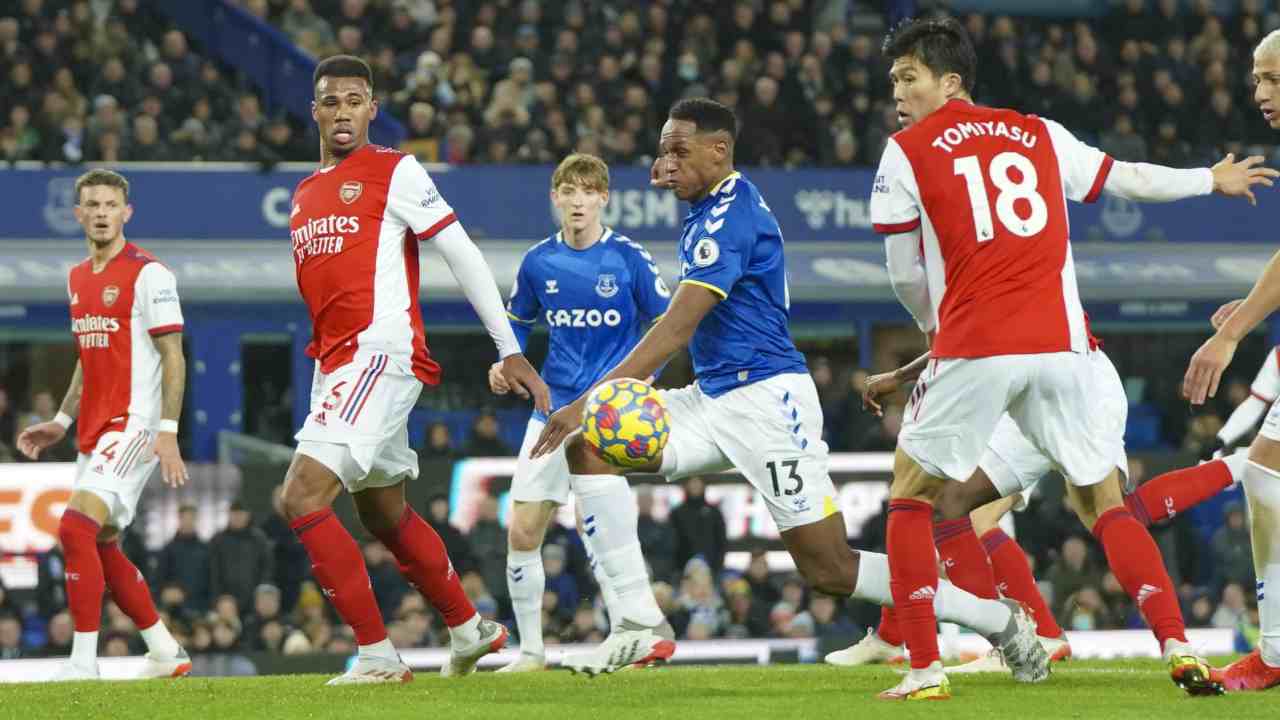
[
  {"left": 339, "top": 180, "right": 363, "bottom": 204},
  {"left": 909, "top": 585, "right": 936, "bottom": 601},
  {"left": 102, "top": 285, "right": 119, "bottom": 307},
  {"left": 291, "top": 213, "right": 360, "bottom": 262},
  {"left": 71, "top": 315, "right": 121, "bottom": 333}
]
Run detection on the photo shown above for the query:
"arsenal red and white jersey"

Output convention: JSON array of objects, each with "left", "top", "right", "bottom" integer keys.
[
  {"left": 67, "top": 243, "right": 184, "bottom": 454},
  {"left": 290, "top": 144, "right": 454, "bottom": 383},
  {"left": 871, "top": 99, "right": 1114, "bottom": 358}
]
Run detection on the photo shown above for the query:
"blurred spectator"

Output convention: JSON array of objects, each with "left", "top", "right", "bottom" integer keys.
[
  {"left": 1099, "top": 114, "right": 1147, "bottom": 162},
  {"left": 425, "top": 494, "right": 476, "bottom": 574},
  {"left": 156, "top": 504, "right": 211, "bottom": 612},
  {"left": 364, "top": 542, "right": 406, "bottom": 618},
  {"left": 636, "top": 487, "right": 677, "bottom": 583},
  {"left": 210, "top": 500, "right": 275, "bottom": 613},
  {"left": 1212, "top": 501, "right": 1256, "bottom": 593},
  {"left": 468, "top": 494, "right": 507, "bottom": 602},
  {"left": 744, "top": 547, "right": 781, "bottom": 610},
  {"left": 542, "top": 544, "right": 579, "bottom": 620},
  {"left": 420, "top": 422, "right": 458, "bottom": 460},
  {"left": 261, "top": 484, "right": 310, "bottom": 613},
  {"left": 677, "top": 557, "right": 725, "bottom": 640},
  {"left": 1047, "top": 536, "right": 1103, "bottom": 618},
  {"left": 0, "top": 613, "right": 25, "bottom": 659},
  {"left": 464, "top": 413, "right": 513, "bottom": 456},
  {"left": 38, "top": 611, "right": 73, "bottom": 658},
  {"left": 1213, "top": 582, "right": 1251, "bottom": 629},
  {"left": 670, "top": 476, "right": 728, "bottom": 578},
  {"left": 128, "top": 114, "right": 172, "bottom": 162},
  {"left": 261, "top": 116, "right": 309, "bottom": 161},
  {"left": 0, "top": 386, "right": 15, "bottom": 457}
]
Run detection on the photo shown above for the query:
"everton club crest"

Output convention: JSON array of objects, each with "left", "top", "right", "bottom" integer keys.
[{"left": 595, "top": 273, "right": 619, "bottom": 298}]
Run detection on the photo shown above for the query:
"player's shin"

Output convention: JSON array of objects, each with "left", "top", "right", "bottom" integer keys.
[
  {"left": 291, "top": 508, "right": 392, "bottom": 656},
  {"left": 1242, "top": 460, "right": 1280, "bottom": 667},
  {"left": 934, "top": 517, "right": 999, "bottom": 599},
  {"left": 98, "top": 540, "right": 180, "bottom": 657},
  {"left": 60, "top": 510, "right": 106, "bottom": 668},
  {"left": 1090, "top": 507, "right": 1187, "bottom": 649},
  {"left": 371, "top": 506, "right": 478, "bottom": 640},
  {"left": 506, "top": 545, "right": 546, "bottom": 658},
  {"left": 1126, "top": 456, "right": 1238, "bottom": 526},
  {"left": 888, "top": 499, "right": 943, "bottom": 669},
  {"left": 571, "top": 474, "right": 664, "bottom": 627},
  {"left": 982, "top": 528, "right": 1064, "bottom": 638}
]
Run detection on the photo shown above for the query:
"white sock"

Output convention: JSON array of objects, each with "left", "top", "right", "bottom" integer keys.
[
  {"left": 1243, "top": 460, "right": 1280, "bottom": 667},
  {"left": 448, "top": 612, "right": 481, "bottom": 646},
  {"left": 139, "top": 620, "right": 181, "bottom": 658},
  {"left": 584, "top": 530, "right": 623, "bottom": 631},
  {"left": 507, "top": 547, "right": 545, "bottom": 657},
  {"left": 70, "top": 630, "right": 98, "bottom": 667},
  {"left": 358, "top": 637, "right": 399, "bottom": 662},
  {"left": 851, "top": 551, "right": 1011, "bottom": 637},
  {"left": 572, "top": 474, "right": 664, "bottom": 627}
]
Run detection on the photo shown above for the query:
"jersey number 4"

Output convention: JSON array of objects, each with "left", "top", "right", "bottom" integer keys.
[{"left": 953, "top": 152, "right": 1048, "bottom": 241}]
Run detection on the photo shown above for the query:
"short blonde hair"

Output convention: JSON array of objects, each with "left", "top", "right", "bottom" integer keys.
[
  {"left": 1258, "top": 29, "right": 1280, "bottom": 59},
  {"left": 551, "top": 153, "right": 609, "bottom": 192},
  {"left": 75, "top": 169, "right": 129, "bottom": 203}
]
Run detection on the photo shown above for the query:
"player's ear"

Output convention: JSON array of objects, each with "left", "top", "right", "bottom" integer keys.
[
  {"left": 122, "top": 203, "right": 133, "bottom": 225},
  {"left": 310, "top": 100, "right": 318, "bottom": 123},
  {"left": 72, "top": 200, "right": 84, "bottom": 225},
  {"left": 369, "top": 98, "right": 378, "bottom": 121},
  {"left": 599, "top": 189, "right": 609, "bottom": 206}
]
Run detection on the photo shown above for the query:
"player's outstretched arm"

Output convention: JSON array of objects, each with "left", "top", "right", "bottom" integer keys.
[
  {"left": 16, "top": 361, "right": 81, "bottom": 459},
  {"left": 431, "top": 222, "right": 550, "bottom": 413},
  {"left": 1102, "top": 154, "right": 1277, "bottom": 204},
  {"left": 1184, "top": 247, "right": 1280, "bottom": 404},
  {"left": 529, "top": 282, "right": 720, "bottom": 459},
  {"left": 152, "top": 331, "right": 188, "bottom": 487}
]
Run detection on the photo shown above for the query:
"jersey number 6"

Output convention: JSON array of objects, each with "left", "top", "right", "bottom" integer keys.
[{"left": 953, "top": 152, "right": 1048, "bottom": 241}]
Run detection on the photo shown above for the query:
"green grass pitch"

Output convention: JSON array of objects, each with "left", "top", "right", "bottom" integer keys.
[{"left": 5, "top": 660, "right": 1277, "bottom": 720}]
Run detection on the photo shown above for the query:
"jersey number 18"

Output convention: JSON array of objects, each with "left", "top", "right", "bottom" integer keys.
[{"left": 953, "top": 152, "right": 1048, "bottom": 242}]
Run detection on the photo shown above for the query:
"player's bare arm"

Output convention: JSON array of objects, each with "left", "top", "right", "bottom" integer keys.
[
  {"left": 16, "top": 360, "right": 82, "bottom": 459},
  {"left": 863, "top": 351, "right": 931, "bottom": 417},
  {"left": 1184, "top": 246, "right": 1280, "bottom": 404},
  {"left": 529, "top": 282, "right": 720, "bottom": 458},
  {"left": 152, "top": 331, "right": 188, "bottom": 487}
]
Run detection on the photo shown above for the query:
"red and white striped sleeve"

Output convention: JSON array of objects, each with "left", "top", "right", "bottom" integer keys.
[{"left": 387, "top": 154, "right": 457, "bottom": 241}]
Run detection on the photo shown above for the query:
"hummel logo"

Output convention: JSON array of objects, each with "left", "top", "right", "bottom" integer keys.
[
  {"left": 1136, "top": 583, "right": 1161, "bottom": 608},
  {"left": 545, "top": 280, "right": 559, "bottom": 294},
  {"left": 909, "top": 586, "right": 936, "bottom": 601}
]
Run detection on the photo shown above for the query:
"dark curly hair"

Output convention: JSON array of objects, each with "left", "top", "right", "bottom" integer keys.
[{"left": 882, "top": 16, "right": 977, "bottom": 94}]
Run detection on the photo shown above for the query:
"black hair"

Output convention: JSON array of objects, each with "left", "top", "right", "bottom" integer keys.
[
  {"left": 882, "top": 16, "right": 977, "bottom": 94},
  {"left": 313, "top": 54, "right": 373, "bottom": 91},
  {"left": 668, "top": 97, "right": 738, "bottom": 140}
]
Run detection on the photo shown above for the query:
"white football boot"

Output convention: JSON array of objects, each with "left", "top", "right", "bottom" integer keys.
[
  {"left": 441, "top": 619, "right": 508, "bottom": 678},
  {"left": 823, "top": 629, "right": 905, "bottom": 666},
  {"left": 138, "top": 647, "right": 194, "bottom": 679},
  {"left": 50, "top": 661, "right": 100, "bottom": 682},
  {"left": 325, "top": 655, "right": 413, "bottom": 685},
  {"left": 496, "top": 652, "right": 546, "bottom": 673},
  {"left": 561, "top": 619, "right": 676, "bottom": 677}
]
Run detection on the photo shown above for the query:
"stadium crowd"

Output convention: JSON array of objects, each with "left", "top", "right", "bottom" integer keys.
[{"left": 5, "top": 1, "right": 1280, "bottom": 168}]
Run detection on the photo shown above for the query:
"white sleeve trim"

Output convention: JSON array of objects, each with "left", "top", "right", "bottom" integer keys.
[
  {"left": 1219, "top": 395, "right": 1269, "bottom": 446},
  {"left": 1101, "top": 162, "right": 1214, "bottom": 203},
  {"left": 432, "top": 221, "right": 522, "bottom": 358}
]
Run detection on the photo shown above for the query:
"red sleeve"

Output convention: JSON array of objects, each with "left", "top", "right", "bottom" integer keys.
[
  {"left": 1083, "top": 155, "right": 1115, "bottom": 204},
  {"left": 415, "top": 212, "right": 457, "bottom": 241},
  {"left": 873, "top": 218, "right": 921, "bottom": 235}
]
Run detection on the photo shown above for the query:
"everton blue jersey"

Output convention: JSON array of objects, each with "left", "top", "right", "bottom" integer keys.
[
  {"left": 678, "top": 172, "right": 807, "bottom": 397},
  {"left": 507, "top": 228, "right": 671, "bottom": 419}
]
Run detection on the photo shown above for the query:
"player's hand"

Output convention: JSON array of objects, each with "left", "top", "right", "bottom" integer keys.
[
  {"left": 153, "top": 432, "right": 188, "bottom": 488},
  {"left": 1211, "top": 153, "right": 1278, "bottom": 206},
  {"left": 501, "top": 353, "right": 551, "bottom": 414},
  {"left": 1211, "top": 298, "right": 1245, "bottom": 330},
  {"left": 488, "top": 361, "right": 511, "bottom": 395},
  {"left": 16, "top": 421, "right": 66, "bottom": 460},
  {"left": 650, "top": 157, "right": 676, "bottom": 189},
  {"left": 530, "top": 398, "right": 584, "bottom": 459},
  {"left": 862, "top": 371, "right": 902, "bottom": 417},
  {"left": 1183, "top": 332, "right": 1239, "bottom": 405}
]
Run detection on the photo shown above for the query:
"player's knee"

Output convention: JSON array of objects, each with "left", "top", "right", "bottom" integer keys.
[
  {"left": 508, "top": 521, "right": 542, "bottom": 553},
  {"left": 281, "top": 467, "right": 330, "bottom": 522},
  {"left": 799, "top": 552, "right": 856, "bottom": 596},
  {"left": 934, "top": 490, "right": 970, "bottom": 521},
  {"left": 565, "top": 435, "right": 612, "bottom": 475}
]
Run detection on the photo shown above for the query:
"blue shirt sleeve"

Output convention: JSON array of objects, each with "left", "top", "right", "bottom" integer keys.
[
  {"left": 681, "top": 193, "right": 754, "bottom": 299},
  {"left": 624, "top": 238, "right": 672, "bottom": 322},
  {"left": 506, "top": 255, "right": 539, "bottom": 353}
]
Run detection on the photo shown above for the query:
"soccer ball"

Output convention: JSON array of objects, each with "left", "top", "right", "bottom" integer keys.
[{"left": 581, "top": 378, "right": 669, "bottom": 469}]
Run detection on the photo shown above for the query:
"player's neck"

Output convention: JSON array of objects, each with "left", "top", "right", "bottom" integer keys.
[
  {"left": 562, "top": 222, "right": 605, "bottom": 250},
  {"left": 320, "top": 140, "right": 367, "bottom": 169},
  {"left": 694, "top": 167, "right": 735, "bottom": 202},
  {"left": 87, "top": 235, "right": 126, "bottom": 272}
]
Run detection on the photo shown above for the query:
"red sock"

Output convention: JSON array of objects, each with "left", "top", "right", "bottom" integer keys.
[
  {"left": 877, "top": 606, "right": 904, "bottom": 646},
  {"left": 887, "top": 499, "right": 940, "bottom": 669},
  {"left": 982, "top": 529, "right": 1063, "bottom": 638},
  {"left": 934, "top": 517, "right": 998, "bottom": 599},
  {"left": 98, "top": 541, "right": 159, "bottom": 630},
  {"left": 291, "top": 508, "right": 387, "bottom": 645},
  {"left": 1091, "top": 508, "right": 1186, "bottom": 648},
  {"left": 59, "top": 510, "right": 105, "bottom": 633},
  {"left": 372, "top": 507, "right": 475, "bottom": 628},
  {"left": 1126, "top": 459, "right": 1234, "bottom": 526}
]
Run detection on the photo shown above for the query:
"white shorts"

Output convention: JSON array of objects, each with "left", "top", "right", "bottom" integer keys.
[
  {"left": 75, "top": 422, "right": 157, "bottom": 528},
  {"left": 657, "top": 372, "right": 838, "bottom": 531},
  {"left": 902, "top": 350, "right": 1126, "bottom": 488},
  {"left": 511, "top": 416, "right": 571, "bottom": 504},
  {"left": 1261, "top": 399, "right": 1280, "bottom": 442},
  {"left": 294, "top": 352, "right": 422, "bottom": 492}
]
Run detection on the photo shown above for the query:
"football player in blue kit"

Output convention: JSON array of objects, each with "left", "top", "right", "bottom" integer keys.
[
  {"left": 530, "top": 99, "right": 1045, "bottom": 680},
  {"left": 488, "top": 153, "right": 675, "bottom": 672}
]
